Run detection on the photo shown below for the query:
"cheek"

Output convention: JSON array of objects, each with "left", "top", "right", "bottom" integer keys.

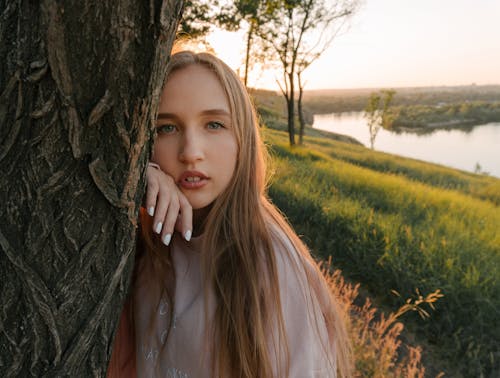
[
  {"left": 151, "top": 143, "right": 159, "bottom": 159},
  {"left": 151, "top": 142, "right": 163, "bottom": 162},
  {"left": 152, "top": 140, "right": 176, "bottom": 170}
]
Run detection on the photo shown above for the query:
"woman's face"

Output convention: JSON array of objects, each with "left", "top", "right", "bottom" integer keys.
[{"left": 152, "top": 64, "right": 238, "bottom": 210}]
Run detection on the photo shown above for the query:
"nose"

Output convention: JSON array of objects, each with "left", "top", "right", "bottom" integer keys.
[{"left": 179, "top": 128, "right": 204, "bottom": 164}]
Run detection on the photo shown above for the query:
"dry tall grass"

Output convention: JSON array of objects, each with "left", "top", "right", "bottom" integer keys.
[{"left": 321, "top": 259, "right": 444, "bottom": 377}]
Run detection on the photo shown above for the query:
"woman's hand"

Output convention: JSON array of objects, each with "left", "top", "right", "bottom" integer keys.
[{"left": 145, "top": 163, "right": 192, "bottom": 245}]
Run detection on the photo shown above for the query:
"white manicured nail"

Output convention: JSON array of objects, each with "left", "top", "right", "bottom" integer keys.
[
  {"left": 155, "top": 222, "right": 162, "bottom": 234},
  {"left": 148, "top": 206, "right": 155, "bottom": 216},
  {"left": 163, "top": 234, "right": 172, "bottom": 246},
  {"left": 184, "top": 230, "right": 192, "bottom": 242}
]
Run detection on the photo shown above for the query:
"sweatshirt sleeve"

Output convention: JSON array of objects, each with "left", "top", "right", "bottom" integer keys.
[{"left": 272, "top": 232, "right": 337, "bottom": 378}]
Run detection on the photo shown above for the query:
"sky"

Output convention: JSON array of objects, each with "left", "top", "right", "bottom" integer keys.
[{"left": 208, "top": 0, "right": 500, "bottom": 90}]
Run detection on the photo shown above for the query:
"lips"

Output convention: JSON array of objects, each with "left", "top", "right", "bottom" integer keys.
[{"left": 178, "top": 170, "right": 209, "bottom": 189}]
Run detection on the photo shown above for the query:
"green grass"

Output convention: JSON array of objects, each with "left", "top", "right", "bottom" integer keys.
[
  {"left": 262, "top": 127, "right": 500, "bottom": 376},
  {"left": 275, "top": 131, "right": 500, "bottom": 205}
]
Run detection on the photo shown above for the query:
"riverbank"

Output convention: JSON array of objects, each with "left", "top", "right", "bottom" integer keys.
[
  {"left": 303, "top": 84, "right": 500, "bottom": 114},
  {"left": 252, "top": 88, "right": 500, "bottom": 177},
  {"left": 393, "top": 118, "right": 482, "bottom": 134},
  {"left": 252, "top": 86, "right": 500, "bottom": 135},
  {"left": 313, "top": 112, "right": 500, "bottom": 177},
  {"left": 251, "top": 88, "right": 363, "bottom": 145},
  {"left": 388, "top": 101, "right": 500, "bottom": 133}
]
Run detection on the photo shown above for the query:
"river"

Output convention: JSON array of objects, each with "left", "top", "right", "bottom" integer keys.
[{"left": 313, "top": 112, "right": 500, "bottom": 178}]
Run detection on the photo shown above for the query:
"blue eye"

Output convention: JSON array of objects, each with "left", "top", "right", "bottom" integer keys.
[
  {"left": 157, "top": 124, "right": 176, "bottom": 134},
  {"left": 207, "top": 121, "right": 224, "bottom": 130}
]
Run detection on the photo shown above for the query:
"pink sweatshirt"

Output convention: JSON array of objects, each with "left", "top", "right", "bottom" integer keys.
[{"left": 112, "top": 231, "right": 336, "bottom": 377}]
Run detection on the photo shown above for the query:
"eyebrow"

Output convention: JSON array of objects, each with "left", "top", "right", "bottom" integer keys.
[{"left": 157, "top": 109, "right": 230, "bottom": 119}]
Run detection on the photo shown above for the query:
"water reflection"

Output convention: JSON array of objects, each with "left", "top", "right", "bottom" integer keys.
[{"left": 313, "top": 112, "right": 500, "bottom": 178}]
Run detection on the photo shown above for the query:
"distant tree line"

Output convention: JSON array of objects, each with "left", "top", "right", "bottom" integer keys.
[
  {"left": 387, "top": 101, "right": 500, "bottom": 131},
  {"left": 303, "top": 85, "right": 500, "bottom": 114},
  {"left": 363, "top": 91, "right": 500, "bottom": 149}
]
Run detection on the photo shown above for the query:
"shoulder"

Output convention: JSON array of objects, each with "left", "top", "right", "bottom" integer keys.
[
  {"left": 268, "top": 224, "right": 328, "bottom": 306},
  {"left": 268, "top": 225, "right": 337, "bottom": 377}
]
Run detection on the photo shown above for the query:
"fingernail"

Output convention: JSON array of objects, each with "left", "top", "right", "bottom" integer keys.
[
  {"left": 163, "top": 234, "right": 171, "bottom": 246},
  {"left": 155, "top": 222, "right": 163, "bottom": 234},
  {"left": 148, "top": 206, "right": 155, "bottom": 217},
  {"left": 184, "top": 230, "right": 192, "bottom": 242}
]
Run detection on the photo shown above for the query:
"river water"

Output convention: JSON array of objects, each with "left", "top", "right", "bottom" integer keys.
[{"left": 313, "top": 112, "right": 500, "bottom": 178}]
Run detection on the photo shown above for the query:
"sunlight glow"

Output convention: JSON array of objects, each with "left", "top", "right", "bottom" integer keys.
[{"left": 207, "top": 0, "right": 500, "bottom": 90}]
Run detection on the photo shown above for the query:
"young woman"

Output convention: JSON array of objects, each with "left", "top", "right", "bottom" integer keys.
[{"left": 108, "top": 50, "right": 351, "bottom": 377}]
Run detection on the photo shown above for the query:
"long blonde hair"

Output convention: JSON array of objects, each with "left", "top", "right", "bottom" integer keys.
[{"left": 137, "top": 50, "right": 352, "bottom": 377}]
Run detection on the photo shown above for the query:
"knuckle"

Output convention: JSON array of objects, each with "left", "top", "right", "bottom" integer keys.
[{"left": 147, "top": 180, "right": 159, "bottom": 191}]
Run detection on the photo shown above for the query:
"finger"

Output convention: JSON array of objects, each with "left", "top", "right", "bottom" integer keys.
[
  {"left": 152, "top": 186, "right": 171, "bottom": 235},
  {"left": 145, "top": 189, "right": 159, "bottom": 218},
  {"left": 175, "top": 214, "right": 182, "bottom": 234},
  {"left": 145, "top": 169, "right": 160, "bottom": 217},
  {"left": 178, "top": 193, "right": 193, "bottom": 241},
  {"left": 161, "top": 195, "right": 180, "bottom": 246}
]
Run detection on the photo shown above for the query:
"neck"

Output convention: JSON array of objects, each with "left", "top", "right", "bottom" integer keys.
[{"left": 192, "top": 204, "right": 213, "bottom": 236}]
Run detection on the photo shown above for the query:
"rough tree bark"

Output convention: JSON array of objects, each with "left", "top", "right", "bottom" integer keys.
[
  {"left": 0, "top": 0, "right": 183, "bottom": 376},
  {"left": 286, "top": 70, "right": 296, "bottom": 146},
  {"left": 243, "top": 21, "right": 253, "bottom": 88},
  {"left": 297, "top": 70, "right": 305, "bottom": 145}
]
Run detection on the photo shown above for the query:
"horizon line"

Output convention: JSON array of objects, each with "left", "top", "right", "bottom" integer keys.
[{"left": 249, "top": 83, "right": 500, "bottom": 93}]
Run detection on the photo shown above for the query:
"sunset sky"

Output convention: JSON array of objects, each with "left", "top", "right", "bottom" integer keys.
[{"left": 208, "top": 0, "right": 500, "bottom": 90}]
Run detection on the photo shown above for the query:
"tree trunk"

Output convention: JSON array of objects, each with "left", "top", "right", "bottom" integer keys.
[
  {"left": 0, "top": 1, "right": 183, "bottom": 376},
  {"left": 297, "top": 72, "right": 305, "bottom": 145},
  {"left": 244, "top": 21, "right": 254, "bottom": 88},
  {"left": 286, "top": 72, "right": 295, "bottom": 145}
]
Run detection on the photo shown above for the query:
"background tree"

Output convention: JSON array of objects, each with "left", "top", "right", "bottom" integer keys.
[
  {"left": 364, "top": 89, "right": 396, "bottom": 149},
  {"left": 258, "top": 0, "right": 359, "bottom": 145},
  {"left": 217, "top": 0, "right": 280, "bottom": 87},
  {"left": 295, "top": 0, "right": 358, "bottom": 144},
  {"left": 297, "top": 57, "right": 319, "bottom": 144},
  {"left": 178, "top": 0, "right": 213, "bottom": 39},
  {"left": 297, "top": 59, "right": 314, "bottom": 145},
  {"left": 0, "top": 0, "right": 182, "bottom": 375}
]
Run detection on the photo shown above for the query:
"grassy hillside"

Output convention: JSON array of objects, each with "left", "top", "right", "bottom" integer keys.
[{"left": 255, "top": 98, "right": 500, "bottom": 375}]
